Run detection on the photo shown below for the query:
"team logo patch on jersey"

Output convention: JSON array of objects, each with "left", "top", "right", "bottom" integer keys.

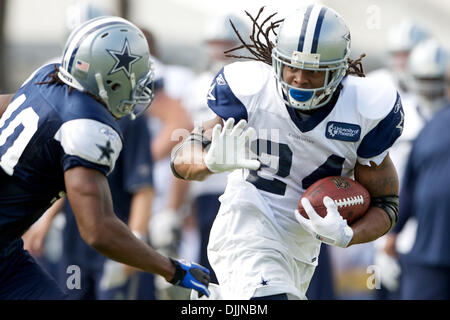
[
  {"left": 216, "top": 74, "right": 227, "bottom": 86},
  {"left": 326, "top": 122, "right": 361, "bottom": 142},
  {"left": 100, "top": 127, "right": 118, "bottom": 140}
]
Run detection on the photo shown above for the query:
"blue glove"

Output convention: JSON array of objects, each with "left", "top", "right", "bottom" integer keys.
[{"left": 168, "top": 258, "right": 211, "bottom": 297}]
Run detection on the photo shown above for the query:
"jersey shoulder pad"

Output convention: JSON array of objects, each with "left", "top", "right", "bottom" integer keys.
[
  {"left": 345, "top": 76, "right": 398, "bottom": 120},
  {"left": 54, "top": 119, "right": 122, "bottom": 173},
  {"left": 223, "top": 61, "right": 271, "bottom": 97},
  {"left": 207, "top": 61, "right": 271, "bottom": 121}
]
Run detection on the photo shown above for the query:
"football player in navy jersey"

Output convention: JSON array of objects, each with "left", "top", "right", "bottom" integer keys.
[
  {"left": 0, "top": 16, "right": 210, "bottom": 299},
  {"left": 171, "top": 5, "right": 403, "bottom": 300},
  {"left": 53, "top": 113, "right": 155, "bottom": 300}
]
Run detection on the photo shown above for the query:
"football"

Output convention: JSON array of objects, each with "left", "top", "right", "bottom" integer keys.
[{"left": 298, "top": 176, "right": 370, "bottom": 225}]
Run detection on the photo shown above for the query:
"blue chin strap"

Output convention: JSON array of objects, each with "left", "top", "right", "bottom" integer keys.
[{"left": 289, "top": 88, "right": 313, "bottom": 102}]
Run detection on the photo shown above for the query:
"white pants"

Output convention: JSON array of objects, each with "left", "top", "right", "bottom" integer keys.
[{"left": 207, "top": 201, "right": 317, "bottom": 300}]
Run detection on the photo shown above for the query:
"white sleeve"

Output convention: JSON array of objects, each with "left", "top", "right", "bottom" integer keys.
[
  {"left": 54, "top": 119, "right": 123, "bottom": 174},
  {"left": 206, "top": 61, "right": 269, "bottom": 122}
]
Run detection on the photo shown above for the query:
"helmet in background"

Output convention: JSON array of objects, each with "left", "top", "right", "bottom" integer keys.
[{"left": 408, "top": 38, "right": 448, "bottom": 116}]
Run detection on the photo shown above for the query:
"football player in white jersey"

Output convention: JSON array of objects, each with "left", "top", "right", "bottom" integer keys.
[{"left": 171, "top": 5, "right": 403, "bottom": 300}]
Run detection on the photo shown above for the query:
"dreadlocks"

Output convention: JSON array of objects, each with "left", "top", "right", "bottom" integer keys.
[
  {"left": 346, "top": 53, "right": 366, "bottom": 77},
  {"left": 224, "top": 7, "right": 283, "bottom": 66},
  {"left": 225, "top": 6, "right": 366, "bottom": 77},
  {"left": 35, "top": 64, "right": 74, "bottom": 93}
]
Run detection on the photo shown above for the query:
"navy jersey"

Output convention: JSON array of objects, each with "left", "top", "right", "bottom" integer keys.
[
  {"left": 395, "top": 104, "right": 450, "bottom": 266},
  {"left": 0, "top": 64, "right": 123, "bottom": 248}
]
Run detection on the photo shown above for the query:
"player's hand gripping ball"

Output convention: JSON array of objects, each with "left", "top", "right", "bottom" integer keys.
[{"left": 298, "top": 176, "right": 370, "bottom": 225}]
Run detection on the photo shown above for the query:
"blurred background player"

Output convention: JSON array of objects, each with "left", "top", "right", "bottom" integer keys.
[
  {"left": 407, "top": 39, "right": 449, "bottom": 119},
  {"left": 181, "top": 12, "right": 250, "bottom": 285},
  {"left": 372, "top": 37, "right": 448, "bottom": 300},
  {"left": 387, "top": 86, "right": 450, "bottom": 300},
  {"left": 368, "top": 20, "right": 431, "bottom": 95},
  {"left": 381, "top": 38, "right": 449, "bottom": 300},
  {"left": 140, "top": 28, "right": 197, "bottom": 300}
]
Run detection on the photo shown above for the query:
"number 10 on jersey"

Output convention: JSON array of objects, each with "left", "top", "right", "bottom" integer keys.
[{"left": 0, "top": 94, "right": 39, "bottom": 175}]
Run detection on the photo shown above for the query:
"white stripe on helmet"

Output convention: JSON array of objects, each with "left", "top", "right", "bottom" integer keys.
[
  {"left": 62, "top": 16, "right": 133, "bottom": 70},
  {"left": 302, "top": 4, "right": 323, "bottom": 54}
]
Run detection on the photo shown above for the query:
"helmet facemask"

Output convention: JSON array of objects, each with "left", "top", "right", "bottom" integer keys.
[
  {"left": 95, "top": 65, "right": 155, "bottom": 119},
  {"left": 272, "top": 50, "right": 348, "bottom": 111},
  {"left": 270, "top": 5, "right": 351, "bottom": 111}
]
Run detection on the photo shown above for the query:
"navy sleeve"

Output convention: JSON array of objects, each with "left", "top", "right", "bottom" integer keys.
[
  {"left": 62, "top": 155, "right": 110, "bottom": 176},
  {"left": 120, "top": 117, "right": 153, "bottom": 193},
  {"left": 206, "top": 68, "right": 248, "bottom": 122},
  {"left": 357, "top": 93, "right": 404, "bottom": 159}
]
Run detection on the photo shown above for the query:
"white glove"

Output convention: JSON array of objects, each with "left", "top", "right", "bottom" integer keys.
[
  {"left": 204, "top": 118, "right": 260, "bottom": 173},
  {"left": 149, "top": 208, "right": 181, "bottom": 254},
  {"left": 374, "top": 249, "right": 401, "bottom": 291},
  {"left": 99, "top": 259, "right": 128, "bottom": 291},
  {"left": 295, "top": 196, "right": 354, "bottom": 248}
]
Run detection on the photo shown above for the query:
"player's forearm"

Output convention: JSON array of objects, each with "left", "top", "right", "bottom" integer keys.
[
  {"left": 167, "top": 177, "right": 190, "bottom": 210},
  {"left": 89, "top": 215, "right": 175, "bottom": 281},
  {"left": 128, "top": 187, "right": 153, "bottom": 237},
  {"left": 38, "top": 198, "right": 65, "bottom": 233},
  {"left": 347, "top": 206, "right": 391, "bottom": 246},
  {"left": 171, "top": 142, "right": 213, "bottom": 181},
  {"left": 351, "top": 155, "right": 399, "bottom": 246}
]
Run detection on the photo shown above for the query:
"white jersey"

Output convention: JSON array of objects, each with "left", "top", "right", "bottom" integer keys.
[
  {"left": 367, "top": 68, "right": 424, "bottom": 184},
  {"left": 207, "top": 61, "right": 404, "bottom": 264}
]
